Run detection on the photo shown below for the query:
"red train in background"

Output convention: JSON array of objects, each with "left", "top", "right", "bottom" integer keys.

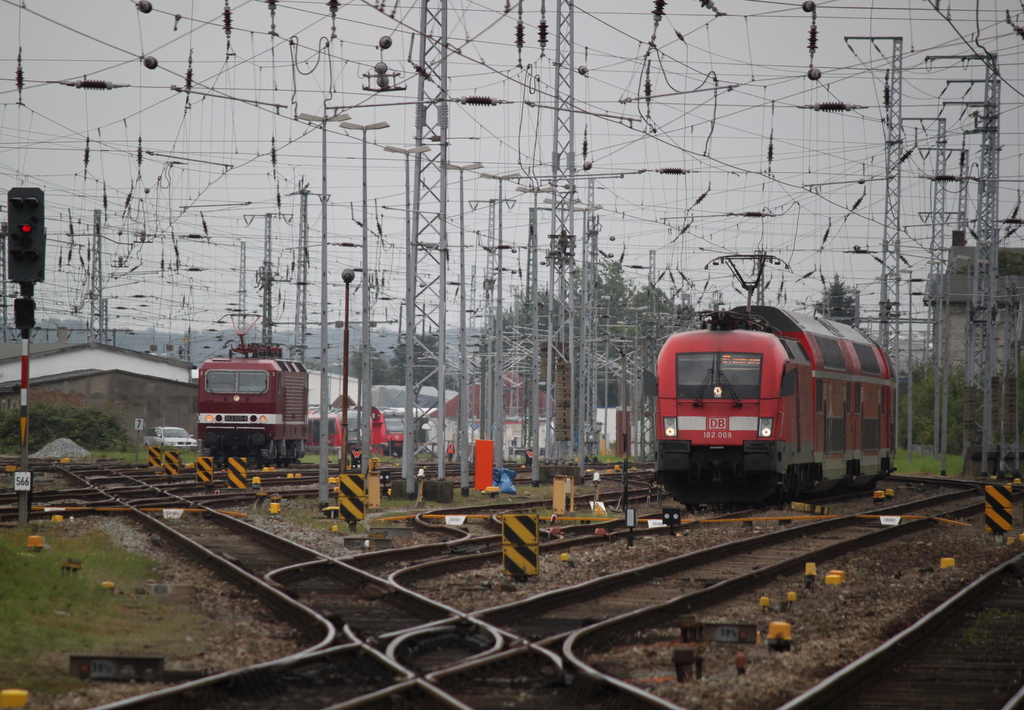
[
  {"left": 655, "top": 306, "right": 894, "bottom": 507},
  {"left": 197, "top": 344, "right": 309, "bottom": 468},
  {"left": 306, "top": 406, "right": 390, "bottom": 454}
]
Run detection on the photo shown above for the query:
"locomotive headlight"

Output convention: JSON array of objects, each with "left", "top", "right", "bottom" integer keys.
[
  {"left": 758, "top": 417, "right": 774, "bottom": 438},
  {"left": 663, "top": 417, "right": 677, "bottom": 437},
  {"left": 204, "top": 414, "right": 213, "bottom": 423},
  {"left": 233, "top": 395, "right": 240, "bottom": 402},
  {"left": 259, "top": 415, "right": 268, "bottom": 423}
]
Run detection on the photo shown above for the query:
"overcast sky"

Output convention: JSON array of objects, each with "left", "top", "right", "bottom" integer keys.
[{"left": 1, "top": 0, "right": 1022, "bottom": 357}]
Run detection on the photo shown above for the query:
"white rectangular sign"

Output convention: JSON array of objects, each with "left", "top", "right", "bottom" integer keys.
[
  {"left": 445, "top": 515, "right": 467, "bottom": 526},
  {"left": 14, "top": 471, "right": 31, "bottom": 491},
  {"left": 135, "top": 418, "right": 145, "bottom": 431},
  {"left": 879, "top": 515, "right": 902, "bottom": 526}
]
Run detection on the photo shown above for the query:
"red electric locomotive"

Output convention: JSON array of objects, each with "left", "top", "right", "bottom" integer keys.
[
  {"left": 197, "top": 343, "right": 309, "bottom": 468},
  {"left": 655, "top": 305, "right": 894, "bottom": 507}
]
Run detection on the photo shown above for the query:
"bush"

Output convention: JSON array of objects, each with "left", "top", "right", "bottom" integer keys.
[{"left": 0, "top": 403, "right": 130, "bottom": 452}]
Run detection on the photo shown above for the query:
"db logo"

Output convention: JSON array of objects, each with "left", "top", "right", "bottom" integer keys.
[{"left": 708, "top": 417, "right": 727, "bottom": 429}]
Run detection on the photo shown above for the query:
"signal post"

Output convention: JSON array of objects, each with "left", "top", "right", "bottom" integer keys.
[{"left": 7, "top": 187, "right": 45, "bottom": 527}]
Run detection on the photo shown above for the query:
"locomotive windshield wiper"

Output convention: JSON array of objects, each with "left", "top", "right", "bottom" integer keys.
[
  {"left": 718, "top": 371, "right": 744, "bottom": 407},
  {"left": 693, "top": 368, "right": 714, "bottom": 406}
]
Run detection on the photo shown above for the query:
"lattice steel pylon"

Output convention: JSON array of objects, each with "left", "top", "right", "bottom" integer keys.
[
  {"left": 88, "top": 209, "right": 108, "bottom": 344},
  {"left": 968, "top": 57, "right": 1001, "bottom": 473},
  {"left": 292, "top": 181, "right": 310, "bottom": 363},
  {"left": 404, "top": 0, "right": 449, "bottom": 494},
  {"left": 847, "top": 36, "right": 904, "bottom": 448},
  {"left": 932, "top": 54, "right": 1001, "bottom": 473},
  {"left": 546, "top": 0, "right": 577, "bottom": 463}
]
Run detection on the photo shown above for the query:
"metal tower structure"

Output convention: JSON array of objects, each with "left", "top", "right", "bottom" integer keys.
[
  {"left": 293, "top": 181, "right": 310, "bottom": 363},
  {"left": 404, "top": 0, "right": 449, "bottom": 494},
  {"left": 88, "top": 209, "right": 108, "bottom": 344},
  {"left": 848, "top": 37, "right": 904, "bottom": 444},
  {"left": 238, "top": 242, "right": 247, "bottom": 317},
  {"left": 244, "top": 212, "right": 289, "bottom": 345},
  {"left": 933, "top": 55, "right": 1001, "bottom": 472},
  {"left": 969, "top": 58, "right": 1002, "bottom": 473},
  {"left": 547, "top": 0, "right": 577, "bottom": 463}
]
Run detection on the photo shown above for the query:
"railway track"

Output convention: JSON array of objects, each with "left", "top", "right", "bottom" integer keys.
[
  {"left": 778, "top": 551, "right": 1024, "bottom": 710},
  {"left": 19, "top": 462, "right": 1024, "bottom": 710}
]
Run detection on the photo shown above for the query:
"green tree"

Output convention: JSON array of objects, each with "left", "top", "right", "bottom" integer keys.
[
  {"left": 815, "top": 275, "right": 859, "bottom": 327},
  {"left": 0, "top": 403, "right": 131, "bottom": 453}
]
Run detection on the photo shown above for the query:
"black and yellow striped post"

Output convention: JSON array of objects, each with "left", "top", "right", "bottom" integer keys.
[
  {"left": 501, "top": 513, "right": 539, "bottom": 578},
  {"left": 337, "top": 473, "right": 367, "bottom": 525},
  {"left": 196, "top": 456, "right": 214, "bottom": 483},
  {"left": 985, "top": 484, "right": 1013, "bottom": 535},
  {"left": 147, "top": 446, "right": 162, "bottom": 468},
  {"left": 227, "top": 457, "right": 248, "bottom": 489},
  {"left": 162, "top": 450, "right": 180, "bottom": 476},
  {"left": 791, "top": 501, "right": 831, "bottom": 516}
]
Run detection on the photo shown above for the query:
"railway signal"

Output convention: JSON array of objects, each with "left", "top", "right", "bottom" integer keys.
[{"left": 7, "top": 187, "right": 46, "bottom": 284}]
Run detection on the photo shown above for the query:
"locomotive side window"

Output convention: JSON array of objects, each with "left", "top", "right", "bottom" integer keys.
[
  {"left": 204, "top": 369, "right": 270, "bottom": 394},
  {"left": 675, "top": 352, "right": 761, "bottom": 399}
]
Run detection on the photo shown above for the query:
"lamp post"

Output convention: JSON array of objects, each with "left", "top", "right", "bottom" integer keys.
[
  {"left": 341, "top": 268, "right": 355, "bottom": 482},
  {"left": 446, "top": 161, "right": 483, "bottom": 495},
  {"left": 339, "top": 120, "right": 389, "bottom": 474},
  {"left": 297, "top": 108, "right": 350, "bottom": 508},
  {"left": 480, "top": 171, "right": 521, "bottom": 469}
]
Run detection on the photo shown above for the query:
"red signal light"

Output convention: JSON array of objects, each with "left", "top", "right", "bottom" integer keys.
[{"left": 19, "top": 224, "right": 31, "bottom": 233}]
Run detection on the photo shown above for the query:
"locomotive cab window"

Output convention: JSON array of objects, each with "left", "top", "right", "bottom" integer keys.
[
  {"left": 205, "top": 370, "right": 270, "bottom": 395},
  {"left": 676, "top": 352, "right": 762, "bottom": 399}
]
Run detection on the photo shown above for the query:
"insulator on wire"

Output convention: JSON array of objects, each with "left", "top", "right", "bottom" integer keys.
[
  {"left": 103, "top": 184, "right": 108, "bottom": 211},
  {"left": 84, "top": 136, "right": 90, "bottom": 172},
  {"left": 899, "top": 147, "right": 914, "bottom": 164},
  {"left": 582, "top": 128, "right": 588, "bottom": 160},
  {"left": 459, "top": 96, "right": 498, "bottom": 105},
  {"left": 137, "top": 137, "right": 143, "bottom": 168},
  {"left": 658, "top": 167, "right": 692, "bottom": 174},
  {"left": 328, "top": 0, "right": 340, "bottom": 38},
  {"left": 538, "top": 20, "right": 548, "bottom": 50},
  {"left": 883, "top": 70, "right": 890, "bottom": 107},
  {"left": 267, "top": 0, "right": 277, "bottom": 37},
  {"left": 201, "top": 212, "right": 209, "bottom": 236},
  {"left": 61, "top": 79, "right": 126, "bottom": 90},
  {"left": 933, "top": 175, "right": 961, "bottom": 182},
  {"left": 16, "top": 48, "right": 24, "bottom": 104},
  {"left": 185, "top": 50, "right": 193, "bottom": 95},
  {"left": 653, "top": 0, "right": 666, "bottom": 18},
  {"left": 223, "top": 1, "right": 234, "bottom": 57},
  {"left": 1006, "top": 10, "right": 1024, "bottom": 40},
  {"left": 270, "top": 136, "right": 277, "bottom": 167},
  {"left": 808, "top": 23, "right": 817, "bottom": 53},
  {"left": 767, "top": 132, "right": 774, "bottom": 167},
  {"left": 801, "top": 102, "right": 863, "bottom": 112}
]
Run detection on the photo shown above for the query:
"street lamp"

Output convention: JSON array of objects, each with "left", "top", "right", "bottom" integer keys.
[
  {"left": 479, "top": 171, "right": 521, "bottom": 469},
  {"left": 446, "top": 161, "right": 483, "bottom": 495},
  {"left": 341, "top": 268, "right": 355, "bottom": 479},
  {"left": 340, "top": 120, "right": 390, "bottom": 474},
  {"left": 297, "top": 108, "right": 350, "bottom": 508}
]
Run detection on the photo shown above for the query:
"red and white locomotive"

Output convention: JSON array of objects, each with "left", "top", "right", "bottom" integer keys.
[
  {"left": 197, "top": 343, "right": 308, "bottom": 468},
  {"left": 655, "top": 306, "right": 894, "bottom": 506}
]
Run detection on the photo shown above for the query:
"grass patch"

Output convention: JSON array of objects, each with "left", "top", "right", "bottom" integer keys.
[
  {"left": 0, "top": 525, "right": 209, "bottom": 695},
  {"left": 893, "top": 449, "right": 963, "bottom": 477}
]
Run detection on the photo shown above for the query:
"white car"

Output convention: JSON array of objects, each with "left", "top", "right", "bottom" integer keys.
[{"left": 144, "top": 427, "right": 198, "bottom": 450}]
